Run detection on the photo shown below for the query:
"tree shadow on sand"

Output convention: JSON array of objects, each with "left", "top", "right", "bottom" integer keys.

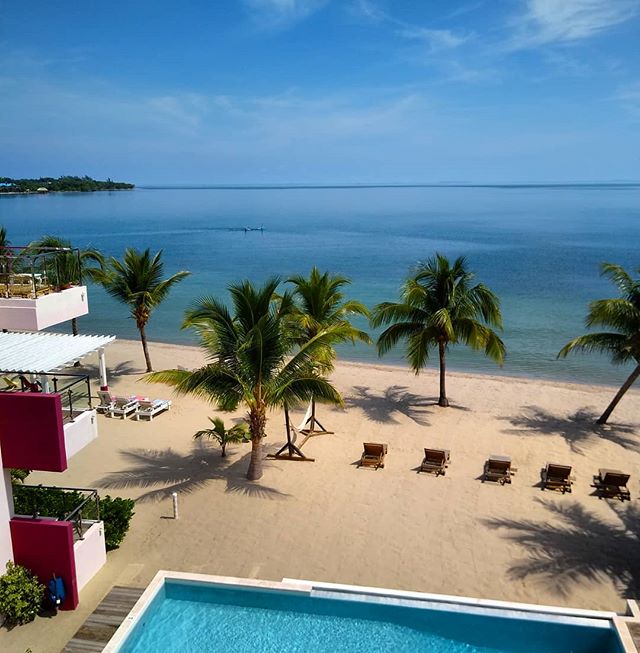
[
  {"left": 94, "top": 441, "right": 289, "bottom": 502},
  {"left": 500, "top": 406, "right": 638, "bottom": 454},
  {"left": 485, "top": 499, "right": 640, "bottom": 599},
  {"left": 75, "top": 359, "right": 141, "bottom": 379},
  {"left": 343, "top": 385, "right": 434, "bottom": 425}
]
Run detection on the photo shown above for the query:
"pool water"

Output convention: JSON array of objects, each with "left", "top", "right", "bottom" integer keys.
[{"left": 118, "top": 581, "right": 623, "bottom": 653}]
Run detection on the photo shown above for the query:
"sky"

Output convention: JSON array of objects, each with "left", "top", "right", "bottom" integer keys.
[{"left": 1, "top": 0, "right": 639, "bottom": 184}]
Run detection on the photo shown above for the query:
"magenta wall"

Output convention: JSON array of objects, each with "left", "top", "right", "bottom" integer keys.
[
  {"left": 0, "top": 392, "right": 67, "bottom": 471},
  {"left": 10, "top": 518, "right": 79, "bottom": 610}
]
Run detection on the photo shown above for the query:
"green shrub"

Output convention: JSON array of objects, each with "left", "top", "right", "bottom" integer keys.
[
  {"left": 12, "top": 486, "right": 87, "bottom": 520},
  {"left": 0, "top": 562, "right": 45, "bottom": 627},
  {"left": 100, "top": 496, "right": 135, "bottom": 550},
  {"left": 9, "top": 469, "right": 30, "bottom": 484}
]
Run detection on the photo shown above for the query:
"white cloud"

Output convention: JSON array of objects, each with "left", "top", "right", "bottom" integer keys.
[
  {"left": 510, "top": 0, "right": 639, "bottom": 48},
  {"left": 242, "top": 0, "right": 328, "bottom": 29},
  {"left": 398, "top": 27, "right": 468, "bottom": 52}
]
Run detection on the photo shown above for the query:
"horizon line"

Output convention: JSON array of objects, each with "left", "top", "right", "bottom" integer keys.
[{"left": 137, "top": 181, "right": 640, "bottom": 190}]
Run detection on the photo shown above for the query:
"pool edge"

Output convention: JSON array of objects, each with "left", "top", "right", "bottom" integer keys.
[{"left": 102, "top": 572, "right": 639, "bottom": 653}]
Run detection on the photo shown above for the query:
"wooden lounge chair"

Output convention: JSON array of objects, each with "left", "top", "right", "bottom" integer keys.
[
  {"left": 483, "top": 455, "right": 515, "bottom": 485},
  {"left": 359, "top": 443, "right": 387, "bottom": 469},
  {"left": 135, "top": 398, "right": 172, "bottom": 421},
  {"left": 542, "top": 463, "right": 574, "bottom": 493},
  {"left": 419, "top": 448, "right": 450, "bottom": 476},
  {"left": 593, "top": 469, "right": 631, "bottom": 501}
]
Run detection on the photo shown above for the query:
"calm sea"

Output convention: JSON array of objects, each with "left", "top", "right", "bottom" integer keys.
[{"left": 1, "top": 185, "right": 639, "bottom": 385}]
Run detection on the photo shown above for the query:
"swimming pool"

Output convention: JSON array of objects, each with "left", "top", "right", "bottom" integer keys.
[{"left": 105, "top": 573, "right": 633, "bottom": 653}]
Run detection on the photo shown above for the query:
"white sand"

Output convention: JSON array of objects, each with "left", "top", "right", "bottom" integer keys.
[{"left": 2, "top": 338, "right": 639, "bottom": 652}]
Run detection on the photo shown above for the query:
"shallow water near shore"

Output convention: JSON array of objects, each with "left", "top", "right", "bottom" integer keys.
[{"left": 1, "top": 184, "right": 639, "bottom": 384}]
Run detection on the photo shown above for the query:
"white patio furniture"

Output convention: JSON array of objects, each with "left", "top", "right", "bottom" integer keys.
[{"left": 135, "top": 398, "right": 172, "bottom": 421}]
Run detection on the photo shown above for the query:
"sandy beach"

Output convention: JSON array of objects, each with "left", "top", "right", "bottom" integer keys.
[{"left": 2, "top": 338, "right": 640, "bottom": 652}]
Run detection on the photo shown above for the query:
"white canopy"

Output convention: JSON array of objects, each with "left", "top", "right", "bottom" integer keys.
[{"left": 0, "top": 332, "right": 116, "bottom": 373}]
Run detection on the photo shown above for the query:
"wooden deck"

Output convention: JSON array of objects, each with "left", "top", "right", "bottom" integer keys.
[{"left": 61, "top": 586, "right": 144, "bottom": 653}]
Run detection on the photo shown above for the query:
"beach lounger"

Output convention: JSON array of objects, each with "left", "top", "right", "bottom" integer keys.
[
  {"left": 593, "top": 469, "right": 631, "bottom": 501},
  {"left": 96, "top": 390, "right": 115, "bottom": 415},
  {"left": 359, "top": 443, "right": 387, "bottom": 469},
  {"left": 483, "top": 455, "right": 516, "bottom": 485},
  {"left": 542, "top": 463, "right": 574, "bottom": 493},
  {"left": 419, "top": 448, "right": 450, "bottom": 476},
  {"left": 97, "top": 391, "right": 138, "bottom": 419},
  {"left": 135, "top": 398, "right": 172, "bottom": 421}
]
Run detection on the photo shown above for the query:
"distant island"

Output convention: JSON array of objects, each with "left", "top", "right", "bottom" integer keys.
[{"left": 0, "top": 175, "right": 135, "bottom": 194}]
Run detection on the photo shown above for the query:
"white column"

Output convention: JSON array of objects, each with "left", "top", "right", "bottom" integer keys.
[
  {"left": 40, "top": 374, "right": 50, "bottom": 393},
  {"left": 98, "top": 348, "right": 108, "bottom": 390}
]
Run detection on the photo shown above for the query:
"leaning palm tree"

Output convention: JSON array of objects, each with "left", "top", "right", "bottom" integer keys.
[
  {"left": 29, "top": 235, "right": 104, "bottom": 335},
  {"left": 91, "top": 248, "right": 189, "bottom": 372},
  {"left": 146, "top": 278, "right": 344, "bottom": 480},
  {"left": 372, "top": 254, "right": 505, "bottom": 407},
  {"left": 286, "top": 267, "right": 371, "bottom": 431},
  {"left": 558, "top": 263, "right": 640, "bottom": 424}
]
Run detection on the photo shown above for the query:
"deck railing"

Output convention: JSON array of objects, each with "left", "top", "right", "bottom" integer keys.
[
  {"left": 0, "top": 371, "right": 92, "bottom": 423},
  {"left": 12, "top": 484, "right": 100, "bottom": 540},
  {"left": 0, "top": 245, "right": 83, "bottom": 299}
]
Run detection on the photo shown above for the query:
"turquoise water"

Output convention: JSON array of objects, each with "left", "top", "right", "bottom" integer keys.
[
  {"left": 1, "top": 184, "right": 639, "bottom": 384},
  {"left": 118, "top": 581, "right": 622, "bottom": 653}
]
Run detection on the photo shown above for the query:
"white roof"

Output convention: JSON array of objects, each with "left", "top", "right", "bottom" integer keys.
[{"left": 0, "top": 332, "right": 116, "bottom": 373}]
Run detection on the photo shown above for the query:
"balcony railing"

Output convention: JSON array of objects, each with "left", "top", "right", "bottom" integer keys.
[
  {"left": 0, "top": 371, "right": 92, "bottom": 423},
  {"left": 0, "top": 245, "right": 83, "bottom": 299},
  {"left": 12, "top": 484, "right": 100, "bottom": 541}
]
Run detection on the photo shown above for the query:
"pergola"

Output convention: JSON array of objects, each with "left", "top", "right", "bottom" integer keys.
[{"left": 0, "top": 332, "right": 116, "bottom": 389}]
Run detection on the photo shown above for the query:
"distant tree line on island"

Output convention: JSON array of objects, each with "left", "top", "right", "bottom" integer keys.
[{"left": 0, "top": 175, "right": 134, "bottom": 194}]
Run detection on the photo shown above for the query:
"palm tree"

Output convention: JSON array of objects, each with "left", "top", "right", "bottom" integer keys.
[
  {"left": 286, "top": 267, "right": 371, "bottom": 430},
  {"left": 558, "top": 263, "right": 640, "bottom": 424},
  {"left": 29, "top": 235, "right": 104, "bottom": 336},
  {"left": 146, "top": 278, "right": 344, "bottom": 481},
  {"left": 0, "top": 226, "right": 9, "bottom": 255},
  {"left": 371, "top": 254, "right": 505, "bottom": 407},
  {"left": 91, "top": 248, "right": 189, "bottom": 372},
  {"left": 193, "top": 417, "right": 249, "bottom": 457}
]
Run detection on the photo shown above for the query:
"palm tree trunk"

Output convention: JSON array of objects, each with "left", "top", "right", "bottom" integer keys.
[
  {"left": 139, "top": 324, "right": 153, "bottom": 372},
  {"left": 597, "top": 363, "right": 640, "bottom": 424},
  {"left": 438, "top": 341, "right": 449, "bottom": 407},
  {"left": 247, "top": 404, "right": 267, "bottom": 480},
  {"left": 221, "top": 443, "right": 227, "bottom": 457}
]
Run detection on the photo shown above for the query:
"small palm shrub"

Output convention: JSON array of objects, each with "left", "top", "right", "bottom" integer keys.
[
  {"left": 194, "top": 417, "right": 249, "bottom": 457},
  {"left": 0, "top": 562, "right": 45, "bottom": 627}
]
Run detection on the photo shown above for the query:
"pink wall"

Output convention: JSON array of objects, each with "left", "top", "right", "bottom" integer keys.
[
  {"left": 10, "top": 518, "right": 79, "bottom": 610},
  {"left": 0, "top": 392, "right": 67, "bottom": 471}
]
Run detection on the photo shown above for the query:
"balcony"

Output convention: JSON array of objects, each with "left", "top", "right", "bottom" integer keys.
[
  {"left": 0, "top": 246, "right": 89, "bottom": 330},
  {"left": 10, "top": 485, "right": 107, "bottom": 608},
  {"left": 0, "top": 373, "right": 98, "bottom": 471}
]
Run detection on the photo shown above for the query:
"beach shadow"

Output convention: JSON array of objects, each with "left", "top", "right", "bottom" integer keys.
[
  {"left": 94, "top": 441, "right": 289, "bottom": 502},
  {"left": 344, "top": 385, "right": 434, "bottom": 425},
  {"left": 485, "top": 499, "right": 640, "bottom": 598},
  {"left": 76, "top": 359, "right": 141, "bottom": 379},
  {"left": 500, "top": 406, "right": 638, "bottom": 454}
]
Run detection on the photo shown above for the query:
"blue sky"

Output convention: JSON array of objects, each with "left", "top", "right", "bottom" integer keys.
[{"left": 1, "top": 0, "right": 639, "bottom": 184}]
